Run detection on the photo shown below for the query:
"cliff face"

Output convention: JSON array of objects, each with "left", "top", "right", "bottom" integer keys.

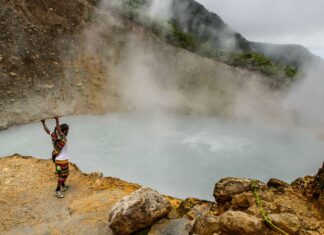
[
  {"left": 1, "top": 155, "right": 323, "bottom": 235},
  {"left": 0, "top": 0, "right": 279, "bottom": 129},
  {"left": 1, "top": 0, "right": 321, "bottom": 130},
  {"left": 0, "top": 0, "right": 100, "bottom": 128}
]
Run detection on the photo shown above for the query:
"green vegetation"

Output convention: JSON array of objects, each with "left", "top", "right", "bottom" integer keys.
[
  {"left": 232, "top": 52, "right": 272, "bottom": 67},
  {"left": 284, "top": 66, "right": 298, "bottom": 78},
  {"left": 113, "top": 0, "right": 298, "bottom": 82},
  {"left": 229, "top": 52, "right": 298, "bottom": 79},
  {"left": 166, "top": 23, "right": 197, "bottom": 50}
]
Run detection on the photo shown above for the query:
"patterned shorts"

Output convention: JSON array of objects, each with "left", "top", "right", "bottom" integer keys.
[{"left": 55, "top": 159, "right": 69, "bottom": 184}]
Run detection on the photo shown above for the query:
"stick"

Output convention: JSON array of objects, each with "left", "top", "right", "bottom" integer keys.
[{"left": 40, "top": 115, "right": 64, "bottom": 121}]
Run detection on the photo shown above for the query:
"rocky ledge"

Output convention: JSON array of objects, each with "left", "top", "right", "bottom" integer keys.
[{"left": 0, "top": 155, "right": 323, "bottom": 235}]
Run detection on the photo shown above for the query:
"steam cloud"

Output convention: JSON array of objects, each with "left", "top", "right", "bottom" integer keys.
[
  {"left": 283, "top": 61, "right": 324, "bottom": 127},
  {"left": 85, "top": 0, "right": 324, "bottom": 135}
]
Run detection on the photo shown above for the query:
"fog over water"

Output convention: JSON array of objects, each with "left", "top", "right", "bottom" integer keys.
[{"left": 1, "top": 113, "right": 323, "bottom": 200}]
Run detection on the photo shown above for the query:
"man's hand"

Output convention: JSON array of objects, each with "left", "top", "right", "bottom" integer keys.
[{"left": 41, "top": 119, "right": 51, "bottom": 135}]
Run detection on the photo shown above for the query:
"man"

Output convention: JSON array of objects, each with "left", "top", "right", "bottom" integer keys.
[{"left": 41, "top": 116, "right": 70, "bottom": 198}]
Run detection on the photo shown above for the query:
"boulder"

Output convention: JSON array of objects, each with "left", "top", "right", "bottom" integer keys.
[
  {"left": 108, "top": 187, "right": 171, "bottom": 235},
  {"left": 300, "top": 217, "right": 320, "bottom": 231},
  {"left": 306, "top": 162, "right": 324, "bottom": 199},
  {"left": 214, "top": 178, "right": 265, "bottom": 204},
  {"left": 231, "top": 192, "right": 253, "bottom": 209},
  {"left": 148, "top": 218, "right": 193, "bottom": 235},
  {"left": 218, "top": 210, "right": 264, "bottom": 235},
  {"left": 314, "top": 162, "right": 324, "bottom": 191},
  {"left": 186, "top": 203, "right": 212, "bottom": 220},
  {"left": 267, "top": 178, "right": 289, "bottom": 189},
  {"left": 291, "top": 176, "right": 313, "bottom": 190},
  {"left": 177, "top": 198, "right": 213, "bottom": 219},
  {"left": 193, "top": 211, "right": 264, "bottom": 235},
  {"left": 267, "top": 213, "right": 301, "bottom": 234},
  {"left": 192, "top": 215, "right": 220, "bottom": 235},
  {"left": 89, "top": 171, "right": 103, "bottom": 178},
  {"left": 178, "top": 198, "right": 206, "bottom": 214}
]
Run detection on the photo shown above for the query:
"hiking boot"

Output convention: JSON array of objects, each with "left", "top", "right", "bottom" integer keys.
[
  {"left": 62, "top": 185, "right": 69, "bottom": 192},
  {"left": 54, "top": 190, "right": 64, "bottom": 198}
]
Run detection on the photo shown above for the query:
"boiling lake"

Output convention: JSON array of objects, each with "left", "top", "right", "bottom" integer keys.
[{"left": 0, "top": 113, "right": 323, "bottom": 200}]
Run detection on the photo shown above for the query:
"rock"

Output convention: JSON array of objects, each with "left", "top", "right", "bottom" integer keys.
[
  {"left": 258, "top": 190, "right": 274, "bottom": 202},
  {"left": 89, "top": 171, "right": 103, "bottom": 178},
  {"left": 281, "top": 162, "right": 323, "bottom": 199},
  {"left": 186, "top": 203, "right": 211, "bottom": 220},
  {"left": 192, "top": 215, "right": 220, "bottom": 235},
  {"left": 218, "top": 210, "right": 264, "bottom": 235},
  {"left": 308, "top": 162, "right": 324, "bottom": 199},
  {"left": 277, "top": 205, "right": 295, "bottom": 214},
  {"left": 231, "top": 192, "right": 253, "bottom": 209},
  {"left": 214, "top": 178, "right": 265, "bottom": 204},
  {"left": 267, "top": 178, "right": 289, "bottom": 189},
  {"left": 300, "top": 217, "right": 320, "bottom": 231},
  {"left": 291, "top": 176, "right": 313, "bottom": 190},
  {"left": 246, "top": 205, "right": 261, "bottom": 217},
  {"left": 177, "top": 198, "right": 209, "bottom": 217},
  {"left": 108, "top": 187, "right": 171, "bottom": 235},
  {"left": 194, "top": 211, "right": 265, "bottom": 235},
  {"left": 9, "top": 71, "right": 17, "bottom": 76},
  {"left": 267, "top": 213, "right": 301, "bottom": 234},
  {"left": 0, "top": 120, "right": 9, "bottom": 130},
  {"left": 299, "top": 230, "right": 323, "bottom": 235},
  {"left": 148, "top": 218, "right": 193, "bottom": 235}
]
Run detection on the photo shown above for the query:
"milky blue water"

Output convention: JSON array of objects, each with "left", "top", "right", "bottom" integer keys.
[{"left": 0, "top": 113, "right": 323, "bottom": 200}]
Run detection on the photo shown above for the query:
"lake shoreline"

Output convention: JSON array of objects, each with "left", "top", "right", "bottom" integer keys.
[{"left": 0, "top": 154, "right": 323, "bottom": 234}]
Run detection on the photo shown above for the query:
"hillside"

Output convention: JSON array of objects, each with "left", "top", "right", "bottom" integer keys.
[
  {"left": 0, "top": 0, "right": 285, "bottom": 130},
  {"left": 1, "top": 0, "right": 323, "bottom": 131},
  {"left": 112, "top": 0, "right": 321, "bottom": 76},
  {"left": 168, "top": 0, "right": 321, "bottom": 68}
]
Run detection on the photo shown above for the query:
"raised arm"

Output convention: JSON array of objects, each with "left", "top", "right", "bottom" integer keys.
[
  {"left": 41, "top": 119, "right": 51, "bottom": 135},
  {"left": 55, "top": 116, "right": 63, "bottom": 137}
]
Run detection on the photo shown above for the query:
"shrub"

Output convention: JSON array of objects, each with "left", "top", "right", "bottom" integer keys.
[
  {"left": 285, "top": 66, "right": 298, "bottom": 78},
  {"left": 166, "top": 23, "right": 197, "bottom": 51}
]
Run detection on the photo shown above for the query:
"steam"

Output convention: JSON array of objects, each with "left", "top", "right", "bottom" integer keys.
[
  {"left": 148, "top": 0, "right": 173, "bottom": 23},
  {"left": 116, "top": 35, "right": 185, "bottom": 112},
  {"left": 74, "top": 0, "right": 324, "bottom": 136},
  {"left": 283, "top": 61, "right": 324, "bottom": 127}
]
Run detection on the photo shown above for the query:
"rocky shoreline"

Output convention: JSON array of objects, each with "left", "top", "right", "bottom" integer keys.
[{"left": 0, "top": 155, "right": 323, "bottom": 235}]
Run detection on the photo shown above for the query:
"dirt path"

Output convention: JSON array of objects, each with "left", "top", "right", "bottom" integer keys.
[{"left": 0, "top": 155, "right": 140, "bottom": 234}]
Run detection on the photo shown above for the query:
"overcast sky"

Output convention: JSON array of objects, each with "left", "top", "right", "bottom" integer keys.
[{"left": 196, "top": 0, "right": 324, "bottom": 58}]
